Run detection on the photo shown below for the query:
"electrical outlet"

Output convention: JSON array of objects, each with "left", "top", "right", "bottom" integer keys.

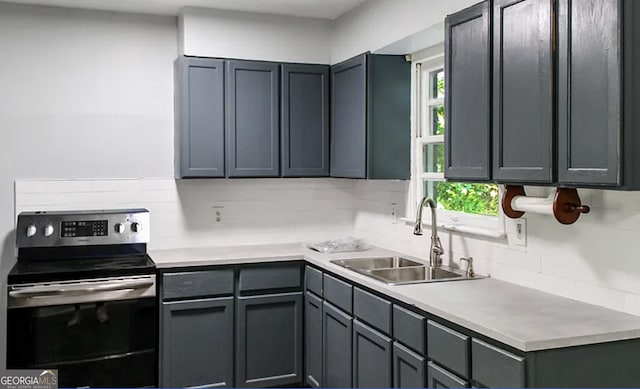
[
  {"left": 514, "top": 218, "right": 527, "bottom": 247},
  {"left": 391, "top": 203, "right": 398, "bottom": 224},
  {"left": 213, "top": 206, "right": 224, "bottom": 224}
]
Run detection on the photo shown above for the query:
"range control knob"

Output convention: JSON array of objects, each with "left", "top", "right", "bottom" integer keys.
[
  {"left": 131, "top": 222, "right": 142, "bottom": 233},
  {"left": 114, "top": 223, "right": 126, "bottom": 234},
  {"left": 26, "top": 224, "right": 37, "bottom": 238},
  {"left": 43, "top": 224, "right": 54, "bottom": 237}
]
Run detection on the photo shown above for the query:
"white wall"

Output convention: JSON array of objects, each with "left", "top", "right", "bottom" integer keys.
[
  {"left": 180, "top": 8, "right": 332, "bottom": 63},
  {"left": 0, "top": 2, "right": 178, "bottom": 368},
  {"left": 331, "top": 0, "right": 477, "bottom": 63},
  {"left": 353, "top": 180, "right": 640, "bottom": 317}
]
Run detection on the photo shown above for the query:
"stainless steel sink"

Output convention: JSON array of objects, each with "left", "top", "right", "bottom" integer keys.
[
  {"left": 330, "top": 257, "right": 482, "bottom": 285},
  {"left": 368, "top": 266, "right": 463, "bottom": 285},
  {"left": 331, "top": 257, "right": 424, "bottom": 271}
]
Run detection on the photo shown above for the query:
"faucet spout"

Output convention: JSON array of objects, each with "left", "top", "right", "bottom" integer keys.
[{"left": 414, "top": 197, "right": 444, "bottom": 268}]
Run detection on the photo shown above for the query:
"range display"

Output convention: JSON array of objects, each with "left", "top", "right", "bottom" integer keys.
[{"left": 61, "top": 220, "right": 108, "bottom": 237}]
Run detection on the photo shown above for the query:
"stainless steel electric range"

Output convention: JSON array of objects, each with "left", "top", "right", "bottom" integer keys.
[{"left": 7, "top": 209, "right": 157, "bottom": 388}]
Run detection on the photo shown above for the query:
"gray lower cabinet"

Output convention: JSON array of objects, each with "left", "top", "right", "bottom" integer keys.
[
  {"left": 330, "top": 53, "right": 411, "bottom": 179},
  {"left": 444, "top": 1, "right": 491, "bottom": 182},
  {"left": 226, "top": 60, "right": 280, "bottom": 177},
  {"left": 281, "top": 64, "right": 329, "bottom": 177},
  {"left": 492, "top": 0, "right": 554, "bottom": 184},
  {"left": 471, "top": 338, "right": 525, "bottom": 388},
  {"left": 323, "top": 301, "right": 353, "bottom": 388},
  {"left": 161, "top": 297, "right": 234, "bottom": 388},
  {"left": 393, "top": 342, "right": 426, "bottom": 388},
  {"left": 427, "top": 361, "right": 469, "bottom": 388},
  {"left": 305, "top": 291, "right": 323, "bottom": 387},
  {"left": 236, "top": 292, "right": 303, "bottom": 387},
  {"left": 352, "top": 320, "right": 392, "bottom": 388},
  {"left": 175, "top": 57, "right": 225, "bottom": 178}
]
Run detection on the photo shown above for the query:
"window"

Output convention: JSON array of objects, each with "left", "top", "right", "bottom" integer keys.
[{"left": 410, "top": 48, "right": 501, "bottom": 232}]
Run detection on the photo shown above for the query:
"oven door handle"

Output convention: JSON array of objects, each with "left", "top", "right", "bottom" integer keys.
[{"left": 9, "top": 279, "right": 155, "bottom": 299}]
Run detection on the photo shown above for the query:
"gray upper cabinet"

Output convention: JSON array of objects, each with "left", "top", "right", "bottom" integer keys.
[
  {"left": 444, "top": 1, "right": 491, "bottom": 182},
  {"left": 556, "top": 0, "right": 640, "bottom": 188},
  {"left": 175, "top": 57, "right": 225, "bottom": 178},
  {"left": 282, "top": 64, "right": 330, "bottom": 177},
  {"left": 236, "top": 292, "right": 303, "bottom": 387},
  {"left": 330, "top": 53, "right": 411, "bottom": 180},
  {"left": 226, "top": 60, "right": 280, "bottom": 177},
  {"left": 331, "top": 54, "right": 367, "bottom": 178},
  {"left": 492, "top": 0, "right": 554, "bottom": 184},
  {"left": 161, "top": 297, "right": 234, "bottom": 388},
  {"left": 557, "top": 0, "right": 619, "bottom": 186}
]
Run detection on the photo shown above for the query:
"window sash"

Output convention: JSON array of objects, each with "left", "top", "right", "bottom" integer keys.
[{"left": 409, "top": 50, "right": 503, "bottom": 233}]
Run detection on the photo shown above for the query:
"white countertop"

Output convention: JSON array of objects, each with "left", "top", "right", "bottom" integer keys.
[{"left": 150, "top": 243, "right": 640, "bottom": 352}]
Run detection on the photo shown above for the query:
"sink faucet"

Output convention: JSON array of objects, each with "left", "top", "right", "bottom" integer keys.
[{"left": 413, "top": 197, "right": 444, "bottom": 268}]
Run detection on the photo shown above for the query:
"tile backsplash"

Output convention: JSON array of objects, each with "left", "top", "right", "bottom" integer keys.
[
  {"left": 14, "top": 177, "right": 640, "bottom": 316},
  {"left": 15, "top": 178, "right": 355, "bottom": 250},
  {"left": 352, "top": 180, "right": 640, "bottom": 317}
]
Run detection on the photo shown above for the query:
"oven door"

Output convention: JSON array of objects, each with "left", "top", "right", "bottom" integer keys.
[{"left": 7, "top": 275, "right": 157, "bottom": 388}]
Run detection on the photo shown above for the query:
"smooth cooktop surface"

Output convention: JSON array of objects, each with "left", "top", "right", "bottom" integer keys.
[{"left": 8, "top": 254, "right": 156, "bottom": 284}]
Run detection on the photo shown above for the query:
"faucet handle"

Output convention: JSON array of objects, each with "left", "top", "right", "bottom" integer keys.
[{"left": 460, "top": 257, "right": 475, "bottom": 278}]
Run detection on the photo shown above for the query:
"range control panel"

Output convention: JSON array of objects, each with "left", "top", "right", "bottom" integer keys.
[{"left": 16, "top": 209, "right": 150, "bottom": 248}]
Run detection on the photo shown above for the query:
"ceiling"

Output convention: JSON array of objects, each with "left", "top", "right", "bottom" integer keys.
[{"left": 4, "top": 0, "right": 368, "bottom": 19}]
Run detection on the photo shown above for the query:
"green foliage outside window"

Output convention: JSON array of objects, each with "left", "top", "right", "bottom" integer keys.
[{"left": 436, "top": 182, "right": 499, "bottom": 216}]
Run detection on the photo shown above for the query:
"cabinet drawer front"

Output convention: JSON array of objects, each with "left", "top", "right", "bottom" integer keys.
[
  {"left": 428, "top": 361, "right": 469, "bottom": 388},
  {"left": 163, "top": 270, "right": 234, "bottom": 300},
  {"left": 305, "top": 266, "right": 323, "bottom": 297},
  {"left": 393, "top": 305, "right": 426, "bottom": 355},
  {"left": 472, "top": 338, "right": 525, "bottom": 388},
  {"left": 354, "top": 287, "right": 392, "bottom": 335},
  {"left": 323, "top": 273, "right": 353, "bottom": 313},
  {"left": 239, "top": 264, "right": 301, "bottom": 293},
  {"left": 427, "top": 320, "right": 470, "bottom": 379}
]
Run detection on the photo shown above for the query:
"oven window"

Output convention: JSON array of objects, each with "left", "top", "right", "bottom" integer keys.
[{"left": 8, "top": 298, "right": 157, "bottom": 388}]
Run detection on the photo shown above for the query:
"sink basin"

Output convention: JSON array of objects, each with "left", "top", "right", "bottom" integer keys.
[
  {"left": 331, "top": 257, "right": 424, "bottom": 271},
  {"left": 330, "top": 257, "right": 483, "bottom": 285},
  {"left": 368, "top": 266, "right": 462, "bottom": 285}
]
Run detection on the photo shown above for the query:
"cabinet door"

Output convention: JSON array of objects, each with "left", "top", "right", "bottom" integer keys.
[
  {"left": 282, "top": 64, "right": 330, "bottom": 177},
  {"left": 445, "top": 1, "right": 491, "bottom": 181},
  {"left": 493, "top": 0, "right": 554, "bottom": 183},
  {"left": 236, "top": 292, "right": 303, "bottom": 387},
  {"left": 331, "top": 54, "right": 367, "bottom": 179},
  {"left": 226, "top": 60, "right": 280, "bottom": 177},
  {"left": 427, "top": 362, "right": 469, "bottom": 388},
  {"left": 393, "top": 342, "right": 426, "bottom": 388},
  {"left": 176, "top": 57, "right": 225, "bottom": 178},
  {"left": 305, "top": 292, "right": 323, "bottom": 387},
  {"left": 161, "top": 298, "right": 233, "bottom": 388},
  {"left": 557, "top": 0, "right": 621, "bottom": 186},
  {"left": 353, "top": 320, "right": 392, "bottom": 388},
  {"left": 322, "top": 301, "right": 353, "bottom": 388}
]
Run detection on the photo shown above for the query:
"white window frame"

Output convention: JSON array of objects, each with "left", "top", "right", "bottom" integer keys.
[{"left": 406, "top": 47, "right": 505, "bottom": 238}]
